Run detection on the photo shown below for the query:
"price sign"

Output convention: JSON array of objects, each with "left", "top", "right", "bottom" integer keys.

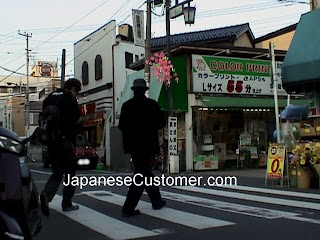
[
  {"left": 267, "top": 144, "right": 286, "bottom": 178},
  {"left": 168, "top": 117, "right": 178, "bottom": 155}
]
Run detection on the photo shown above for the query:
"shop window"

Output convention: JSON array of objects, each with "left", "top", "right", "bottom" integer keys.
[
  {"left": 95, "top": 55, "right": 102, "bottom": 80},
  {"left": 125, "top": 52, "right": 133, "bottom": 68},
  {"left": 82, "top": 61, "right": 89, "bottom": 85}
]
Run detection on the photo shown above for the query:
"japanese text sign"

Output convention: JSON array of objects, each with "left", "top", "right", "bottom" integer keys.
[
  {"left": 168, "top": 117, "right": 178, "bottom": 155},
  {"left": 192, "top": 55, "right": 286, "bottom": 96}
]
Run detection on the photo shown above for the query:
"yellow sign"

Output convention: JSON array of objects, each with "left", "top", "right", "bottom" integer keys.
[{"left": 267, "top": 144, "right": 286, "bottom": 178}]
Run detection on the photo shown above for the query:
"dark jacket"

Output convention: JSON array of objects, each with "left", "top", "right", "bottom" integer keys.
[
  {"left": 42, "top": 89, "right": 80, "bottom": 144},
  {"left": 119, "top": 94, "right": 165, "bottom": 155}
]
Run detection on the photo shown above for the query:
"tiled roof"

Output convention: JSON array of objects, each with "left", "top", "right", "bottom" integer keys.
[
  {"left": 151, "top": 23, "right": 252, "bottom": 48},
  {"left": 254, "top": 23, "right": 297, "bottom": 43}
]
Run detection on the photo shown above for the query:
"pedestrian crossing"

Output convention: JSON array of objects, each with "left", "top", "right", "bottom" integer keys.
[{"left": 47, "top": 185, "right": 320, "bottom": 240}]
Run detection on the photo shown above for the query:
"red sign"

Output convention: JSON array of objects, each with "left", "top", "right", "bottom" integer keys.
[{"left": 79, "top": 103, "right": 96, "bottom": 116}]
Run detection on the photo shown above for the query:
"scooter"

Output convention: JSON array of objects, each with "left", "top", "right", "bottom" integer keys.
[{"left": 0, "top": 127, "right": 42, "bottom": 240}]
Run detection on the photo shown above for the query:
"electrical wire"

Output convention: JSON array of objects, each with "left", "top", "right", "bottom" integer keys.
[
  {"left": 66, "top": 0, "right": 146, "bottom": 67},
  {"left": 0, "top": 0, "right": 112, "bottom": 77},
  {"left": 0, "top": 0, "right": 308, "bottom": 76}
]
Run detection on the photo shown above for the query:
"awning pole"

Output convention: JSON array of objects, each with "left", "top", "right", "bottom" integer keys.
[{"left": 270, "top": 42, "right": 281, "bottom": 143}]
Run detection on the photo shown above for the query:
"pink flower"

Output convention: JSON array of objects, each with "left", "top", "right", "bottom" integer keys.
[{"left": 147, "top": 51, "right": 179, "bottom": 86}]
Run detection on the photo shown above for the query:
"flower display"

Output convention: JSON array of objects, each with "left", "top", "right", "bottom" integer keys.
[
  {"left": 291, "top": 142, "right": 320, "bottom": 169},
  {"left": 146, "top": 52, "right": 179, "bottom": 86}
]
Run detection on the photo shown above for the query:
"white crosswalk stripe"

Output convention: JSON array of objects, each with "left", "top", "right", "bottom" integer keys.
[
  {"left": 50, "top": 195, "right": 160, "bottom": 240},
  {"left": 159, "top": 190, "right": 299, "bottom": 219},
  {"left": 172, "top": 186, "right": 320, "bottom": 211},
  {"left": 47, "top": 184, "right": 320, "bottom": 239},
  {"left": 82, "top": 190, "right": 235, "bottom": 229}
]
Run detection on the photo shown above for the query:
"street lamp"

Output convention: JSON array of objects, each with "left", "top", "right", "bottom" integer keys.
[
  {"left": 183, "top": 3, "right": 196, "bottom": 25},
  {"left": 165, "top": 0, "right": 196, "bottom": 173}
]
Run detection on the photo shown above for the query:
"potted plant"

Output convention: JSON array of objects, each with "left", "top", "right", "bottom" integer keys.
[{"left": 292, "top": 142, "right": 320, "bottom": 189}]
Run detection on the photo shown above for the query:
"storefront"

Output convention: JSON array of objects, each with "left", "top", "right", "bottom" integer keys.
[
  {"left": 281, "top": 8, "right": 320, "bottom": 189},
  {"left": 79, "top": 102, "right": 104, "bottom": 149},
  {"left": 188, "top": 54, "right": 307, "bottom": 171},
  {"left": 125, "top": 50, "right": 307, "bottom": 172}
]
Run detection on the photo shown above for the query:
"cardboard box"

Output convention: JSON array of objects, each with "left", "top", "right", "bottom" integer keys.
[{"left": 299, "top": 127, "right": 316, "bottom": 136}]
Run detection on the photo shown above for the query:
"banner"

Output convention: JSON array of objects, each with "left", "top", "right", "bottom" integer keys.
[
  {"left": 132, "top": 9, "right": 145, "bottom": 47},
  {"left": 266, "top": 144, "right": 286, "bottom": 178},
  {"left": 168, "top": 117, "right": 178, "bottom": 155},
  {"left": 192, "top": 55, "right": 286, "bottom": 96}
]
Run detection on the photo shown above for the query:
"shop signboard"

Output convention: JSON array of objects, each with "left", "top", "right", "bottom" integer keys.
[
  {"left": 192, "top": 55, "right": 286, "bottom": 96},
  {"left": 266, "top": 144, "right": 286, "bottom": 179},
  {"left": 168, "top": 117, "right": 178, "bottom": 155}
]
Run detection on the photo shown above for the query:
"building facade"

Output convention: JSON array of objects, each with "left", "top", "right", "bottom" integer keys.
[
  {"left": 74, "top": 20, "right": 144, "bottom": 168},
  {"left": 125, "top": 23, "right": 306, "bottom": 172}
]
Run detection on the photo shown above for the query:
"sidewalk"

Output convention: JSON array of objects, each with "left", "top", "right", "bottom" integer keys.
[{"left": 183, "top": 167, "right": 320, "bottom": 194}]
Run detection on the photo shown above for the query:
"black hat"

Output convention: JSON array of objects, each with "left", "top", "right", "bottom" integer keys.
[{"left": 131, "top": 78, "right": 149, "bottom": 91}]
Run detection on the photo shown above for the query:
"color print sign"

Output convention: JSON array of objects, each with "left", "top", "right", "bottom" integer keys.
[
  {"left": 267, "top": 144, "right": 286, "bottom": 178},
  {"left": 192, "top": 55, "right": 287, "bottom": 96}
]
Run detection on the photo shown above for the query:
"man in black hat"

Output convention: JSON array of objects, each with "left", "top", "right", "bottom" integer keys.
[{"left": 119, "top": 78, "right": 166, "bottom": 217}]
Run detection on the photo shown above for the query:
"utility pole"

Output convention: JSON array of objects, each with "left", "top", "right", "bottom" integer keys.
[
  {"left": 270, "top": 42, "right": 281, "bottom": 144},
  {"left": 61, "top": 49, "right": 66, "bottom": 88},
  {"left": 19, "top": 31, "right": 32, "bottom": 137},
  {"left": 144, "top": 0, "right": 152, "bottom": 91}
]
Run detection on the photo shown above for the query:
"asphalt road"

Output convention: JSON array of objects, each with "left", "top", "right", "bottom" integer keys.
[{"left": 30, "top": 163, "right": 320, "bottom": 240}]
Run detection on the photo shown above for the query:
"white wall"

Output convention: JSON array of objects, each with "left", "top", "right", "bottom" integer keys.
[
  {"left": 113, "top": 42, "right": 144, "bottom": 123},
  {"left": 74, "top": 20, "right": 144, "bottom": 168},
  {"left": 75, "top": 20, "right": 116, "bottom": 108}
]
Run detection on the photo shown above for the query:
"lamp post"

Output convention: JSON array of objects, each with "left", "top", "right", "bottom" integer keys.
[{"left": 165, "top": 0, "right": 196, "bottom": 173}]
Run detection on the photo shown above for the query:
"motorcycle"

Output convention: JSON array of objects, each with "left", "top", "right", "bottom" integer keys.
[{"left": 0, "top": 127, "right": 42, "bottom": 240}]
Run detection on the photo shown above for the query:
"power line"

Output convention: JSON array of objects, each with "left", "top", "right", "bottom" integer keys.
[
  {"left": 66, "top": 0, "right": 146, "bottom": 68},
  {"left": 0, "top": 0, "right": 112, "bottom": 79}
]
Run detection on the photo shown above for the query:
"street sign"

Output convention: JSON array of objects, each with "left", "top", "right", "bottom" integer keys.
[
  {"left": 169, "top": 4, "right": 183, "bottom": 19},
  {"left": 266, "top": 144, "right": 286, "bottom": 179},
  {"left": 168, "top": 116, "right": 178, "bottom": 155}
]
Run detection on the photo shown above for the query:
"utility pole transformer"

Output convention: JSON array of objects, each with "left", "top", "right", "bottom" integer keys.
[{"left": 18, "top": 31, "right": 32, "bottom": 137}]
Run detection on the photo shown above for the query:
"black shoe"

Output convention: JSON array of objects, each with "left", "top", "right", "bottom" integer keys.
[
  {"left": 62, "top": 205, "right": 79, "bottom": 212},
  {"left": 152, "top": 200, "right": 166, "bottom": 210},
  {"left": 122, "top": 209, "right": 141, "bottom": 217},
  {"left": 40, "top": 192, "right": 50, "bottom": 216}
]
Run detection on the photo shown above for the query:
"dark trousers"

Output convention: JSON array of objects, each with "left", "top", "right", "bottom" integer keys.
[
  {"left": 42, "top": 139, "right": 76, "bottom": 208},
  {"left": 122, "top": 153, "right": 162, "bottom": 212}
]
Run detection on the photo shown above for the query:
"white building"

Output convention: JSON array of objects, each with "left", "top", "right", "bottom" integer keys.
[{"left": 74, "top": 20, "right": 144, "bottom": 168}]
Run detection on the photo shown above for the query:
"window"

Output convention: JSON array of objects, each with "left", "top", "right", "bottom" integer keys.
[
  {"left": 135, "top": 54, "right": 139, "bottom": 63},
  {"left": 82, "top": 61, "right": 89, "bottom": 85},
  {"left": 125, "top": 52, "right": 133, "bottom": 68},
  {"left": 30, "top": 113, "right": 39, "bottom": 125},
  {"left": 95, "top": 55, "right": 102, "bottom": 80}
]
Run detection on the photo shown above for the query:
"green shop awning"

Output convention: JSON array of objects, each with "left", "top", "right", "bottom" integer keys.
[
  {"left": 282, "top": 9, "right": 320, "bottom": 92},
  {"left": 116, "top": 55, "right": 188, "bottom": 118},
  {"left": 201, "top": 96, "right": 308, "bottom": 108},
  {"left": 158, "top": 56, "right": 188, "bottom": 112}
]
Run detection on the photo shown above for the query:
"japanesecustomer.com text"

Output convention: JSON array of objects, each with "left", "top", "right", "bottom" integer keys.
[{"left": 63, "top": 174, "right": 238, "bottom": 189}]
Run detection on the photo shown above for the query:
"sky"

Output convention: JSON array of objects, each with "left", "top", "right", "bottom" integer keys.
[{"left": 0, "top": 0, "right": 310, "bottom": 79}]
